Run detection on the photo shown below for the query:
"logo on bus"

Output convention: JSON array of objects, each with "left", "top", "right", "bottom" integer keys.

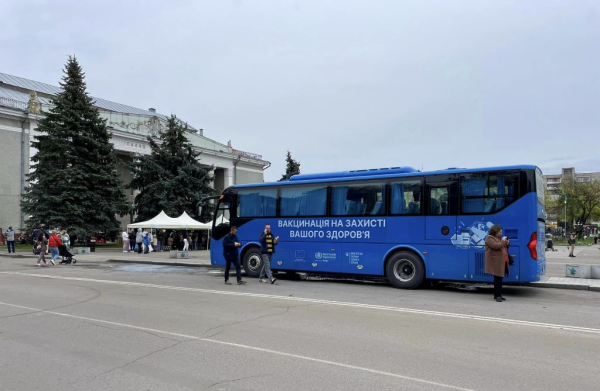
[{"left": 315, "top": 252, "right": 323, "bottom": 260}]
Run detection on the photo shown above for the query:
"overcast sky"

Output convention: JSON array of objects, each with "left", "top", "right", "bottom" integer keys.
[{"left": 2, "top": 0, "right": 599, "bottom": 181}]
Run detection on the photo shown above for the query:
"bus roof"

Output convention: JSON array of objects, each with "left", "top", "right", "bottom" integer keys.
[{"left": 233, "top": 165, "right": 539, "bottom": 189}]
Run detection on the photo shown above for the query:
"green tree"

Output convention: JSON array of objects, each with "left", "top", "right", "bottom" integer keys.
[
  {"left": 21, "top": 56, "right": 127, "bottom": 235},
  {"left": 129, "top": 115, "right": 215, "bottom": 222},
  {"left": 551, "top": 180, "right": 600, "bottom": 225},
  {"left": 279, "top": 151, "right": 301, "bottom": 181}
]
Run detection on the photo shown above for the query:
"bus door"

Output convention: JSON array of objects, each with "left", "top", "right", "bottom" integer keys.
[
  {"left": 209, "top": 196, "right": 232, "bottom": 266},
  {"left": 424, "top": 177, "right": 467, "bottom": 280}
]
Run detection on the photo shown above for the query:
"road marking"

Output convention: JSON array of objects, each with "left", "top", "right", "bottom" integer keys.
[
  {"left": 2, "top": 271, "right": 600, "bottom": 335},
  {"left": 0, "top": 300, "right": 475, "bottom": 391}
]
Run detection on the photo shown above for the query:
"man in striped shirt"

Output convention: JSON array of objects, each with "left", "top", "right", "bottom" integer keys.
[{"left": 259, "top": 224, "right": 279, "bottom": 284}]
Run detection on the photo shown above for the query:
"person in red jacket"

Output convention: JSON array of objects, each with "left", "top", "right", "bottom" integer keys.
[{"left": 48, "top": 230, "right": 63, "bottom": 265}]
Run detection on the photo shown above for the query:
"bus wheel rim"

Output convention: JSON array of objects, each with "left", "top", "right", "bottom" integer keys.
[
  {"left": 248, "top": 254, "right": 262, "bottom": 272},
  {"left": 394, "top": 259, "right": 415, "bottom": 282}
]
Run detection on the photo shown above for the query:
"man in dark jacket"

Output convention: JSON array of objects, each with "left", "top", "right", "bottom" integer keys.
[
  {"left": 222, "top": 226, "right": 246, "bottom": 285},
  {"left": 128, "top": 230, "right": 136, "bottom": 252}
]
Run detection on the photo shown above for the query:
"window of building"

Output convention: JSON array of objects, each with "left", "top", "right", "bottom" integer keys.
[
  {"left": 237, "top": 188, "right": 277, "bottom": 217},
  {"left": 390, "top": 179, "right": 422, "bottom": 215},
  {"left": 280, "top": 185, "right": 327, "bottom": 216},
  {"left": 331, "top": 183, "right": 385, "bottom": 216},
  {"left": 576, "top": 176, "right": 591, "bottom": 183}
]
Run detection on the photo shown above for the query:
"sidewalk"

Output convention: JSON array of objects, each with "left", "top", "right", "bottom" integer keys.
[
  {"left": 0, "top": 249, "right": 213, "bottom": 268},
  {"left": 530, "top": 277, "right": 600, "bottom": 292}
]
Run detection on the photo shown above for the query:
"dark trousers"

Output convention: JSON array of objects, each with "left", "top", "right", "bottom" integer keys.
[
  {"left": 7, "top": 241, "right": 15, "bottom": 253},
  {"left": 130, "top": 241, "right": 135, "bottom": 251},
  {"left": 493, "top": 276, "right": 503, "bottom": 298},
  {"left": 225, "top": 257, "right": 242, "bottom": 282},
  {"left": 137, "top": 242, "right": 143, "bottom": 254}
]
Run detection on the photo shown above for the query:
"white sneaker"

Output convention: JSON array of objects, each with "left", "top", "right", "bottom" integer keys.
[
  {"left": 50, "top": 260, "right": 55, "bottom": 265},
  {"left": 36, "top": 264, "right": 40, "bottom": 267},
  {"left": 259, "top": 278, "right": 268, "bottom": 283}
]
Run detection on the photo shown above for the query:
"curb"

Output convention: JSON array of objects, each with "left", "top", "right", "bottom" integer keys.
[
  {"left": 529, "top": 282, "right": 592, "bottom": 291},
  {"left": 107, "top": 259, "right": 216, "bottom": 268}
]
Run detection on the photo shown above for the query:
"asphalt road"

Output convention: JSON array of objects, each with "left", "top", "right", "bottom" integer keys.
[{"left": 0, "top": 257, "right": 599, "bottom": 391}]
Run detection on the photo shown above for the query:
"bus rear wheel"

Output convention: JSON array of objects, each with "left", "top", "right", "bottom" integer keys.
[
  {"left": 242, "top": 247, "right": 263, "bottom": 278},
  {"left": 386, "top": 252, "right": 425, "bottom": 289}
]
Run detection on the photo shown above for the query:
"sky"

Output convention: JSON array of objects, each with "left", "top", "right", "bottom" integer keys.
[{"left": 2, "top": 0, "right": 599, "bottom": 181}]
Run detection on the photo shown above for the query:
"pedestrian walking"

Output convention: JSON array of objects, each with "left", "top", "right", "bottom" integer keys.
[
  {"left": 136, "top": 229, "right": 144, "bottom": 254},
  {"left": 259, "top": 224, "right": 278, "bottom": 284},
  {"left": 183, "top": 236, "right": 189, "bottom": 251},
  {"left": 122, "top": 230, "right": 130, "bottom": 252},
  {"left": 143, "top": 232, "right": 151, "bottom": 254},
  {"left": 61, "top": 230, "right": 70, "bottom": 251},
  {"left": 4, "top": 226, "right": 16, "bottom": 253},
  {"left": 48, "top": 231, "right": 63, "bottom": 265},
  {"left": 568, "top": 232, "right": 577, "bottom": 257},
  {"left": 36, "top": 233, "right": 48, "bottom": 266},
  {"left": 485, "top": 224, "right": 509, "bottom": 302},
  {"left": 222, "top": 226, "right": 246, "bottom": 285}
]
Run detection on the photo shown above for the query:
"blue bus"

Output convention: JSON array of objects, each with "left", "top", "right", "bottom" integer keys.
[{"left": 205, "top": 165, "right": 546, "bottom": 289}]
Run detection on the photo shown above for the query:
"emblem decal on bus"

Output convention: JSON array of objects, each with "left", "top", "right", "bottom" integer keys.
[{"left": 451, "top": 220, "right": 494, "bottom": 248}]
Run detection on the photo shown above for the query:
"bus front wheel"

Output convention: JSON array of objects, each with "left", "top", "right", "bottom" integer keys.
[
  {"left": 242, "top": 247, "right": 263, "bottom": 278},
  {"left": 386, "top": 252, "right": 425, "bottom": 289}
]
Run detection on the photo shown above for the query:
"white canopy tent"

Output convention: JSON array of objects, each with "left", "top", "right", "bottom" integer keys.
[
  {"left": 127, "top": 211, "right": 211, "bottom": 230},
  {"left": 176, "top": 212, "right": 212, "bottom": 230}
]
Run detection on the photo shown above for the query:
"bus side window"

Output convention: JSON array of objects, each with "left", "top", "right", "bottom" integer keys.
[
  {"left": 429, "top": 187, "right": 449, "bottom": 215},
  {"left": 390, "top": 180, "right": 422, "bottom": 215},
  {"left": 331, "top": 183, "right": 385, "bottom": 216}
]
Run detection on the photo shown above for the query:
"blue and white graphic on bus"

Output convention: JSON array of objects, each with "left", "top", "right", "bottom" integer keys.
[{"left": 451, "top": 221, "right": 494, "bottom": 248}]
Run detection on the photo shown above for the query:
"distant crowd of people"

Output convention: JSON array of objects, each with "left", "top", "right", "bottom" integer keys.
[
  {"left": 120, "top": 229, "right": 209, "bottom": 254},
  {"left": 1, "top": 227, "right": 73, "bottom": 266}
]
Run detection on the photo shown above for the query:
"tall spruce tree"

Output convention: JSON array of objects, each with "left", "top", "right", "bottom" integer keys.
[
  {"left": 129, "top": 115, "right": 215, "bottom": 222},
  {"left": 280, "top": 151, "right": 301, "bottom": 181},
  {"left": 21, "top": 56, "right": 128, "bottom": 235}
]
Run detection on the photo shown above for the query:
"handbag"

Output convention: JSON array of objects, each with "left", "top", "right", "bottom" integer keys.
[{"left": 148, "top": 244, "right": 154, "bottom": 253}]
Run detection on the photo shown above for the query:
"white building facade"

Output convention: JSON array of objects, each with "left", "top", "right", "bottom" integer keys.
[{"left": 0, "top": 72, "right": 270, "bottom": 235}]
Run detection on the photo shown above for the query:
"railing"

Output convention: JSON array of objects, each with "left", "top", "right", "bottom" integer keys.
[
  {"left": 231, "top": 148, "right": 263, "bottom": 161},
  {"left": 0, "top": 97, "right": 27, "bottom": 111}
]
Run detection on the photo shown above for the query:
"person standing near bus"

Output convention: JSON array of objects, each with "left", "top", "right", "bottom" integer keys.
[
  {"left": 222, "top": 226, "right": 246, "bottom": 285},
  {"left": 259, "top": 224, "right": 278, "bottom": 284},
  {"left": 568, "top": 232, "right": 577, "bottom": 257},
  {"left": 485, "top": 224, "right": 509, "bottom": 302}
]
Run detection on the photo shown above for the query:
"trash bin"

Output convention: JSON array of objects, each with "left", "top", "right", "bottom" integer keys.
[{"left": 86, "top": 239, "right": 96, "bottom": 252}]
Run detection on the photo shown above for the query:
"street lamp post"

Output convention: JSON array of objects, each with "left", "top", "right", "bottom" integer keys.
[{"left": 564, "top": 195, "right": 567, "bottom": 236}]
